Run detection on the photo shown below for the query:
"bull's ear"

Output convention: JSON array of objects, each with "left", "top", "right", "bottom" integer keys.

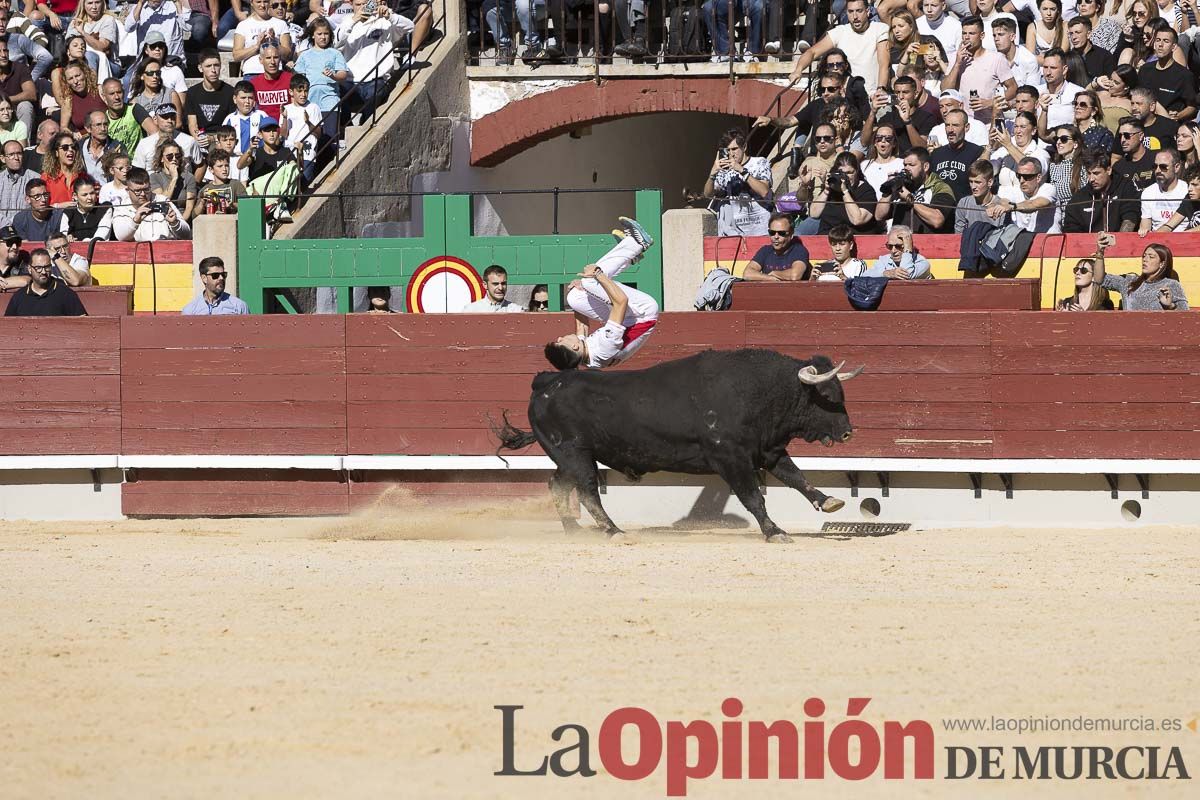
[{"left": 837, "top": 365, "right": 865, "bottom": 382}]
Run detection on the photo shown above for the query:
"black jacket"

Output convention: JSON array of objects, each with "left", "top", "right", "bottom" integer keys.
[{"left": 1061, "top": 177, "right": 1140, "bottom": 233}]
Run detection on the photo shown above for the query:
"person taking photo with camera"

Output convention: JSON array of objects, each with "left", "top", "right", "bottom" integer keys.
[
  {"left": 703, "top": 128, "right": 772, "bottom": 236},
  {"left": 111, "top": 166, "right": 191, "bottom": 242},
  {"left": 875, "top": 147, "right": 956, "bottom": 233},
  {"left": 807, "top": 152, "right": 880, "bottom": 235}
]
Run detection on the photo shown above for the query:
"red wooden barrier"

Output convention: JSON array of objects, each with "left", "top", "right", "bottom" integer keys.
[
  {"left": 0, "top": 286, "right": 133, "bottom": 316},
  {"left": 731, "top": 279, "right": 1040, "bottom": 311}
]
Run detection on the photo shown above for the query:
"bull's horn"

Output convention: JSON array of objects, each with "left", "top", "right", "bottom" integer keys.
[
  {"left": 837, "top": 365, "right": 865, "bottom": 382},
  {"left": 798, "top": 360, "right": 845, "bottom": 385}
]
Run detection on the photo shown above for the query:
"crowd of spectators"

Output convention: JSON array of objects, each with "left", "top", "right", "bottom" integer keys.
[
  {"left": 694, "top": 0, "right": 1200, "bottom": 307},
  {"left": 0, "top": 0, "right": 429, "bottom": 280}
]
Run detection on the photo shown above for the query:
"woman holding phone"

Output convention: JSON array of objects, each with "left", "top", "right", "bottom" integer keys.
[{"left": 1093, "top": 232, "right": 1188, "bottom": 309}]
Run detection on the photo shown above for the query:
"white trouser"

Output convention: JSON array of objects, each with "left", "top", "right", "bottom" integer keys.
[{"left": 567, "top": 237, "right": 646, "bottom": 322}]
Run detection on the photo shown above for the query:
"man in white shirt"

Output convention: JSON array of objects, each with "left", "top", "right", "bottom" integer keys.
[
  {"left": 459, "top": 265, "right": 524, "bottom": 313},
  {"left": 991, "top": 157, "right": 1058, "bottom": 233},
  {"left": 942, "top": 15, "right": 1017, "bottom": 125},
  {"left": 111, "top": 167, "right": 191, "bottom": 242},
  {"left": 1037, "top": 48, "right": 1085, "bottom": 130},
  {"left": 336, "top": 0, "right": 415, "bottom": 118},
  {"left": 1139, "top": 149, "right": 1187, "bottom": 234},
  {"left": 918, "top": 0, "right": 962, "bottom": 71},
  {"left": 788, "top": 0, "right": 889, "bottom": 94},
  {"left": 926, "top": 90, "right": 989, "bottom": 147},
  {"left": 545, "top": 217, "right": 658, "bottom": 371},
  {"left": 990, "top": 17, "right": 1042, "bottom": 91},
  {"left": 976, "top": 0, "right": 1017, "bottom": 51}
]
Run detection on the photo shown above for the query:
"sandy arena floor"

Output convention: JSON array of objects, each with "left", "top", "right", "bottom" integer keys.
[{"left": 1, "top": 501, "right": 1197, "bottom": 799}]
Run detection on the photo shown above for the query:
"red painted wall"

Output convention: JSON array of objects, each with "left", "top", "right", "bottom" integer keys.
[{"left": 0, "top": 312, "right": 1193, "bottom": 466}]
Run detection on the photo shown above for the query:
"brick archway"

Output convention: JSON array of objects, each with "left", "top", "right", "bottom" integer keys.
[{"left": 469, "top": 78, "right": 806, "bottom": 167}]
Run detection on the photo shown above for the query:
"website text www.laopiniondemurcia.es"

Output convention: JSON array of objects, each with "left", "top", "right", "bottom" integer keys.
[{"left": 495, "top": 698, "right": 1191, "bottom": 795}]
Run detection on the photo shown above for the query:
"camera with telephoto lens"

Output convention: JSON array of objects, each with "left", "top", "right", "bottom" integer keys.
[
  {"left": 880, "top": 173, "right": 919, "bottom": 197},
  {"left": 826, "top": 171, "right": 847, "bottom": 194}
]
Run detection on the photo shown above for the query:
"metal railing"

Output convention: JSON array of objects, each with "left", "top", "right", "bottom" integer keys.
[{"left": 467, "top": 0, "right": 829, "bottom": 78}]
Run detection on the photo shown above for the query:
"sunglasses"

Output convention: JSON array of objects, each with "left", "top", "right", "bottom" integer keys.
[
  {"left": 1154, "top": 163, "right": 1172, "bottom": 170},
  {"left": 814, "top": 135, "right": 835, "bottom": 143},
  {"left": 819, "top": 86, "right": 840, "bottom": 94},
  {"left": 58, "top": 144, "right": 75, "bottom": 151},
  {"left": 1017, "top": 172, "right": 1040, "bottom": 180},
  {"left": 531, "top": 301, "right": 548, "bottom": 310},
  {"left": 204, "top": 271, "right": 228, "bottom": 279},
  {"left": 164, "top": 153, "right": 179, "bottom": 160},
  {"left": 1073, "top": 266, "right": 1092, "bottom": 274},
  {"left": 1119, "top": 131, "right": 1140, "bottom": 139},
  {"left": 886, "top": 242, "right": 905, "bottom": 250},
  {"left": 1073, "top": 101, "right": 1092, "bottom": 108},
  {"left": 768, "top": 229, "right": 792, "bottom": 237},
  {"left": 1056, "top": 135, "right": 1076, "bottom": 143},
  {"left": 875, "top": 134, "right": 895, "bottom": 142},
  {"left": 144, "top": 70, "right": 161, "bottom": 76},
  {"left": 826, "top": 61, "right": 847, "bottom": 69}
]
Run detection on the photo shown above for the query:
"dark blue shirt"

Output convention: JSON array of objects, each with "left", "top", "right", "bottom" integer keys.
[{"left": 750, "top": 239, "right": 811, "bottom": 276}]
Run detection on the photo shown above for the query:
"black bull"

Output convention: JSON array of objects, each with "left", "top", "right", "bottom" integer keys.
[{"left": 494, "top": 349, "right": 863, "bottom": 542}]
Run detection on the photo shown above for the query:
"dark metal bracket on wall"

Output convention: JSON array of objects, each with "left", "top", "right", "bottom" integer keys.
[
  {"left": 846, "top": 471, "right": 860, "bottom": 497},
  {"left": 968, "top": 472, "right": 982, "bottom": 499},
  {"left": 999, "top": 473, "right": 1013, "bottom": 500},
  {"left": 876, "top": 472, "right": 890, "bottom": 498}
]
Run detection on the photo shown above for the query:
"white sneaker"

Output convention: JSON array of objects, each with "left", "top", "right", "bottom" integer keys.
[
  {"left": 742, "top": 53, "right": 757, "bottom": 62},
  {"left": 796, "top": 40, "right": 811, "bottom": 54},
  {"left": 764, "top": 40, "right": 780, "bottom": 54},
  {"left": 710, "top": 54, "right": 732, "bottom": 63}
]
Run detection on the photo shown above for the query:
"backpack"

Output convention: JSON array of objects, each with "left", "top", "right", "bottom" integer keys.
[
  {"left": 668, "top": 1, "right": 709, "bottom": 60},
  {"left": 979, "top": 223, "right": 1035, "bottom": 277}
]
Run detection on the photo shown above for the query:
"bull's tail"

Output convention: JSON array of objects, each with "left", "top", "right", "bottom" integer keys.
[{"left": 490, "top": 411, "right": 538, "bottom": 467}]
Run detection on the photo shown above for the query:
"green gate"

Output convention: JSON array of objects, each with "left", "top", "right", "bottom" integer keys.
[{"left": 236, "top": 191, "right": 663, "bottom": 314}]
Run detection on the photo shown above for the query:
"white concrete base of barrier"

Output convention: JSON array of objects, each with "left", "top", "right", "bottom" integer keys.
[{"left": 0, "top": 457, "right": 1194, "bottom": 526}]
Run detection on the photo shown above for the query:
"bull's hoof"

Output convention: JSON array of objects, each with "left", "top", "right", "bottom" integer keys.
[
  {"left": 561, "top": 519, "right": 582, "bottom": 534},
  {"left": 820, "top": 497, "right": 845, "bottom": 513},
  {"left": 766, "top": 532, "right": 793, "bottom": 544}
]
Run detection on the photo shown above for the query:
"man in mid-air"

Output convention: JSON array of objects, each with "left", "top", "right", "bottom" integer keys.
[{"left": 544, "top": 216, "right": 658, "bottom": 370}]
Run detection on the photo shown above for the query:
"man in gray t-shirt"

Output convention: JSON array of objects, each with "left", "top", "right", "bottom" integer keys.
[{"left": 954, "top": 160, "right": 1004, "bottom": 234}]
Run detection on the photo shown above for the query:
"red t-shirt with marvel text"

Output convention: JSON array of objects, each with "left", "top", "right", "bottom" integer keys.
[{"left": 250, "top": 70, "right": 293, "bottom": 125}]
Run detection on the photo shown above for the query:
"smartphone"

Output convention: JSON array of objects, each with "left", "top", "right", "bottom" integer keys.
[
  {"left": 969, "top": 90, "right": 979, "bottom": 99},
  {"left": 817, "top": 260, "right": 838, "bottom": 273},
  {"left": 365, "top": 0, "right": 377, "bottom": 12},
  {"left": 148, "top": 202, "right": 170, "bottom": 214}
]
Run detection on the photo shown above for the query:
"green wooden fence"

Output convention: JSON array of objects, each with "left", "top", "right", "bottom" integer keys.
[{"left": 236, "top": 191, "right": 663, "bottom": 314}]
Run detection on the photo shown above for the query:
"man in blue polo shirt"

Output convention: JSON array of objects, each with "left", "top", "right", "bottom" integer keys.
[
  {"left": 181, "top": 257, "right": 250, "bottom": 315},
  {"left": 742, "top": 213, "right": 812, "bottom": 281}
]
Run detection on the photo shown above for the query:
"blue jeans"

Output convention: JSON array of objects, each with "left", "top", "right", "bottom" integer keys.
[
  {"left": 217, "top": 8, "right": 242, "bottom": 40},
  {"left": 354, "top": 78, "right": 390, "bottom": 121},
  {"left": 703, "top": 0, "right": 763, "bottom": 56},
  {"left": 189, "top": 13, "right": 215, "bottom": 48},
  {"left": 84, "top": 50, "right": 123, "bottom": 78}
]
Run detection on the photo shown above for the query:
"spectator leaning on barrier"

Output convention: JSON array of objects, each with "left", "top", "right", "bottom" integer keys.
[
  {"left": 742, "top": 212, "right": 811, "bottom": 281},
  {"left": 3, "top": 247, "right": 86, "bottom": 316},
  {"left": 704, "top": 128, "right": 771, "bottom": 237},
  {"left": 13, "top": 178, "right": 61, "bottom": 241},
  {"left": 111, "top": 166, "right": 191, "bottom": 242},
  {"left": 954, "top": 158, "right": 1003, "bottom": 233},
  {"left": 182, "top": 256, "right": 249, "bottom": 315},
  {"left": 45, "top": 230, "right": 91, "bottom": 285},
  {"left": 992, "top": 156, "right": 1058, "bottom": 233},
  {"left": 1094, "top": 232, "right": 1188, "bottom": 310},
  {"left": 810, "top": 225, "right": 868, "bottom": 282},
  {"left": 336, "top": 0, "right": 415, "bottom": 123},
  {"left": 1139, "top": 147, "right": 1186, "bottom": 233},
  {"left": 866, "top": 225, "right": 932, "bottom": 279},
  {"left": 527, "top": 284, "right": 549, "bottom": 312},
  {"left": 1156, "top": 163, "right": 1200, "bottom": 232},
  {"left": 459, "top": 264, "right": 523, "bottom": 312},
  {"left": 1057, "top": 257, "right": 1114, "bottom": 311},
  {"left": 0, "top": 137, "right": 35, "bottom": 227},
  {"left": 1062, "top": 147, "right": 1140, "bottom": 232},
  {"left": 0, "top": 223, "right": 28, "bottom": 289},
  {"left": 875, "top": 147, "right": 956, "bottom": 234}
]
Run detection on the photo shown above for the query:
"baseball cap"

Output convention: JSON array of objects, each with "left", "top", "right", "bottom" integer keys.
[
  {"left": 155, "top": 103, "right": 177, "bottom": 117},
  {"left": 259, "top": 120, "right": 280, "bottom": 131},
  {"left": 144, "top": 31, "right": 166, "bottom": 47},
  {"left": 938, "top": 89, "right": 965, "bottom": 104},
  {"left": 0, "top": 225, "right": 20, "bottom": 243}
]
